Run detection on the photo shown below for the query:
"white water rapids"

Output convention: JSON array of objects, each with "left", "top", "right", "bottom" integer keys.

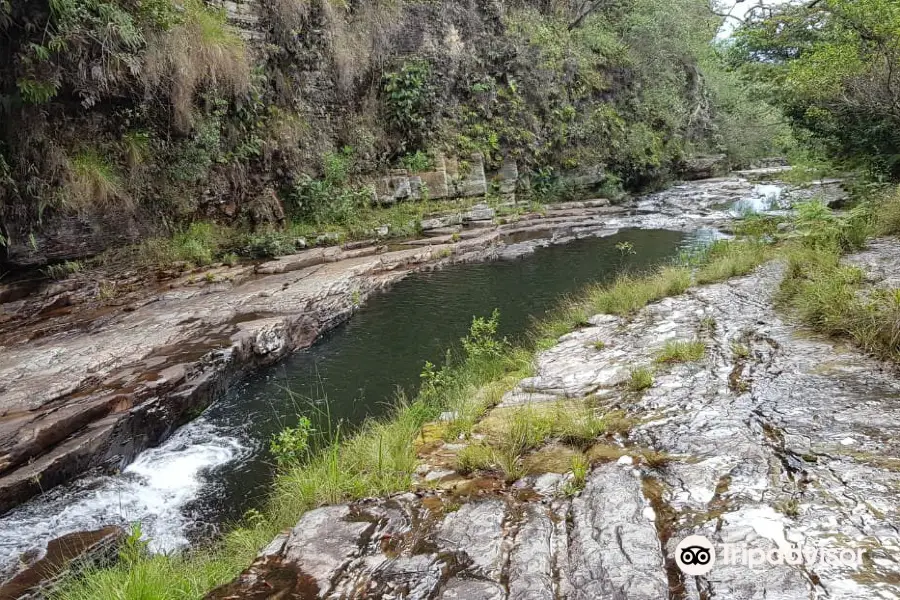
[{"left": 0, "top": 419, "right": 248, "bottom": 580}]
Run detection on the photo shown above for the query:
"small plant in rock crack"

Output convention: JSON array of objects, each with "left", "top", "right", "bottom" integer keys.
[
  {"left": 699, "top": 315, "right": 717, "bottom": 334},
  {"left": 592, "top": 340, "right": 606, "bottom": 351},
  {"left": 776, "top": 497, "right": 801, "bottom": 517},
  {"left": 731, "top": 342, "right": 751, "bottom": 360},
  {"left": 626, "top": 367, "right": 654, "bottom": 391},
  {"left": 562, "top": 452, "right": 591, "bottom": 496}
]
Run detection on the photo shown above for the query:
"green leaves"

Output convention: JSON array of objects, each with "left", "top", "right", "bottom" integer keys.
[
  {"left": 270, "top": 417, "right": 314, "bottom": 467},
  {"left": 732, "top": 0, "right": 900, "bottom": 178},
  {"left": 382, "top": 59, "right": 436, "bottom": 141}
]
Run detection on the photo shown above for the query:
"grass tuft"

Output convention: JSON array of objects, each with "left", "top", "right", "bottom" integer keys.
[
  {"left": 588, "top": 266, "right": 692, "bottom": 316},
  {"left": 143, "top": 0, "right": 250, "bottom": 131},
  {"left": 694, "top": 240, "right": 771, "bottom": 284},
  {"left": 626, "top": 367, "right": 654, "bottom": 391},
  {"left": 68, "top": 150, "right": 126, "bottom": 209},
  {"left": 654, "top": 339, "right": 706, "bottom": 364}
]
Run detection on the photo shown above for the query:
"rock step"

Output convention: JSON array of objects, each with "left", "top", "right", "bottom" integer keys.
[{"left": 207, "top": 462, "right": 671, "bottom": 600}]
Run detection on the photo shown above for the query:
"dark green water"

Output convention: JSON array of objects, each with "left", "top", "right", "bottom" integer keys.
[{"left": 191, "top": 228, "right": 704, "bottom": 525}]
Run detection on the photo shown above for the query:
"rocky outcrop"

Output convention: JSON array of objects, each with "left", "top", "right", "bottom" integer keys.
[
  {"left": 0, "top": 526, "right": 123, "bottom": 600},
  {"left": 678, "top": 154, "right": 728, "bottom": 181},
  {"left": 214, "top": 237, "right": 900, "bottom": 599},
  {"left": 206, "top": 465, "right": 667, "bottom": 600}
]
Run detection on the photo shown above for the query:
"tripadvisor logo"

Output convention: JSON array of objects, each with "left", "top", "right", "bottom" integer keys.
[
  {"left": 674, "top": 534, "right": 865, "bottom": 575},
  {"left": 675, "top": 535, "right": 716, "bottom": 576}
]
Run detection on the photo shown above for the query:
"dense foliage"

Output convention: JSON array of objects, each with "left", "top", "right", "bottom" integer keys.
[
  {"left": 729, "top": 0, "right": 900, "bottom": 178},
  {"left": 0, "top": 0, "right": 783, "bottom": 267}
]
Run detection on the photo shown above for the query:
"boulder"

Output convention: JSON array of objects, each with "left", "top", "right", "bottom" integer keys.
[{"left": 680, "top": 154, "right": 729, "bottom": 180}]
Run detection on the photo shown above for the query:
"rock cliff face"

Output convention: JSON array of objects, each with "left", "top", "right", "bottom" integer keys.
[
  {"left": 1, "top": 0, "right": 731, "bottom": 268},
  {"left": 210, "top": 244, "right": 900, "bottom": 599}
]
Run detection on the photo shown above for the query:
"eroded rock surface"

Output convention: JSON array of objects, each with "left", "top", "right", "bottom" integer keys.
[{"left": 214, "top": 240, "right": 900, "bottom": 599}]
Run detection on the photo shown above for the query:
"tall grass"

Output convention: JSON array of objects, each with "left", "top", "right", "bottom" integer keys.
[
  {"left": 589, "top": 266, "right": 692, "bottom": 315},
  {"left": 143, "top": 0, "right": 250, "bottom": 131},
  {"left": 68, "top": 149, "right": 126, "bottom": 209},
  {"left": 695, "top": 240, "right": 773, "bottom": 284},
  {"left": 777, "top": 191, "right": 900, "bottom": 360}
]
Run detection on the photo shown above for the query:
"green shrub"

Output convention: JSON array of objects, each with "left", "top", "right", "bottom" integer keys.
[
  {"left": 288, "top": 176, "right": 370, "bottom": 227},
  {"left": 43, "top": 260, "right": 84, "bottom": 280},
  {"left": 382, "top": 58, "right": 436, "bottom": 142},
  {"left": 876, "top": 187, "right": 900, "bottom": 236},
  {"left": 400, "top": 151, "right": 432, "bottom": 173},
  {"left": 270, "top": 417, "right": 313, "bottom": 467},
  {"left": 793, "top": 200, "right": 872, "bottom": 253},
  {"left": 461, "top": 309, "right": 507, "bottom": 363},
  {"left": 239, "top": 231, "right": 297, "bottom": 259}
]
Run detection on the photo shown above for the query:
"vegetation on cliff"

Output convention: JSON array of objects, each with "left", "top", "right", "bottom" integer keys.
[{"left": 1, "top": 0, "right": 786, "bottom": 267}]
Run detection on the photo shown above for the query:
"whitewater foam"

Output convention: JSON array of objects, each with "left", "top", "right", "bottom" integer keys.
[{"left": 0, "top": 419, "right": 248, "bottom": 579}]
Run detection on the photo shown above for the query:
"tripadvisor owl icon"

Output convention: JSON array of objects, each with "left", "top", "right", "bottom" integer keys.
[{"left": 675, "top": 535, "right": 716, "bottom": 576}]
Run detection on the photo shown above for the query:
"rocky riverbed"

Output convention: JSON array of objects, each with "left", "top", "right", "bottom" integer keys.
[{"left": 210, "top": 244, "right": 900, "bottom": 599}]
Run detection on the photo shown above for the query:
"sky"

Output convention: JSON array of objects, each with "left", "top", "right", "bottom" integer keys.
[{"left": 716, "top": 0, "right": 791, "bottom": 38}]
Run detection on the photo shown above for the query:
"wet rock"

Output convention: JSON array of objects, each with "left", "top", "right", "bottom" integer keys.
[
  {"left": 498, "top": 256, "right": 900, "bottom": 598},
  {"left": 0, "top": 526, "right": 123, "bottom": 600},
  {"left": 563, "top": 464, "right": 668, "bottom": 599},
  {"left": 439, "top": 500, "right": 506, "bottom": 578},
  {"left": 680, "top": 154, "right": 728, "bottom": 180},
  {"left": 283, "top": 506, "right": 376, "bottom": 595},
  {"left": 508, "top": 504, "right": 555, "bottom": 600}
]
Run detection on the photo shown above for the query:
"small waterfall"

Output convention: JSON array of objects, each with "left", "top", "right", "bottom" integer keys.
[{"left": 0, "top": 419, "right": 247, "bottom": 579}]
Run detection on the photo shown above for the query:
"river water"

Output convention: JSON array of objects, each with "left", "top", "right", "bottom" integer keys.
[{"left": 0, "top": 227, "right": 716, "bottom": 577}]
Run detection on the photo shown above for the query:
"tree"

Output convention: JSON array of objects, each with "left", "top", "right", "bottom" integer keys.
[{"left": 730, "top": 0, "right": 900, "bottom": 178}]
